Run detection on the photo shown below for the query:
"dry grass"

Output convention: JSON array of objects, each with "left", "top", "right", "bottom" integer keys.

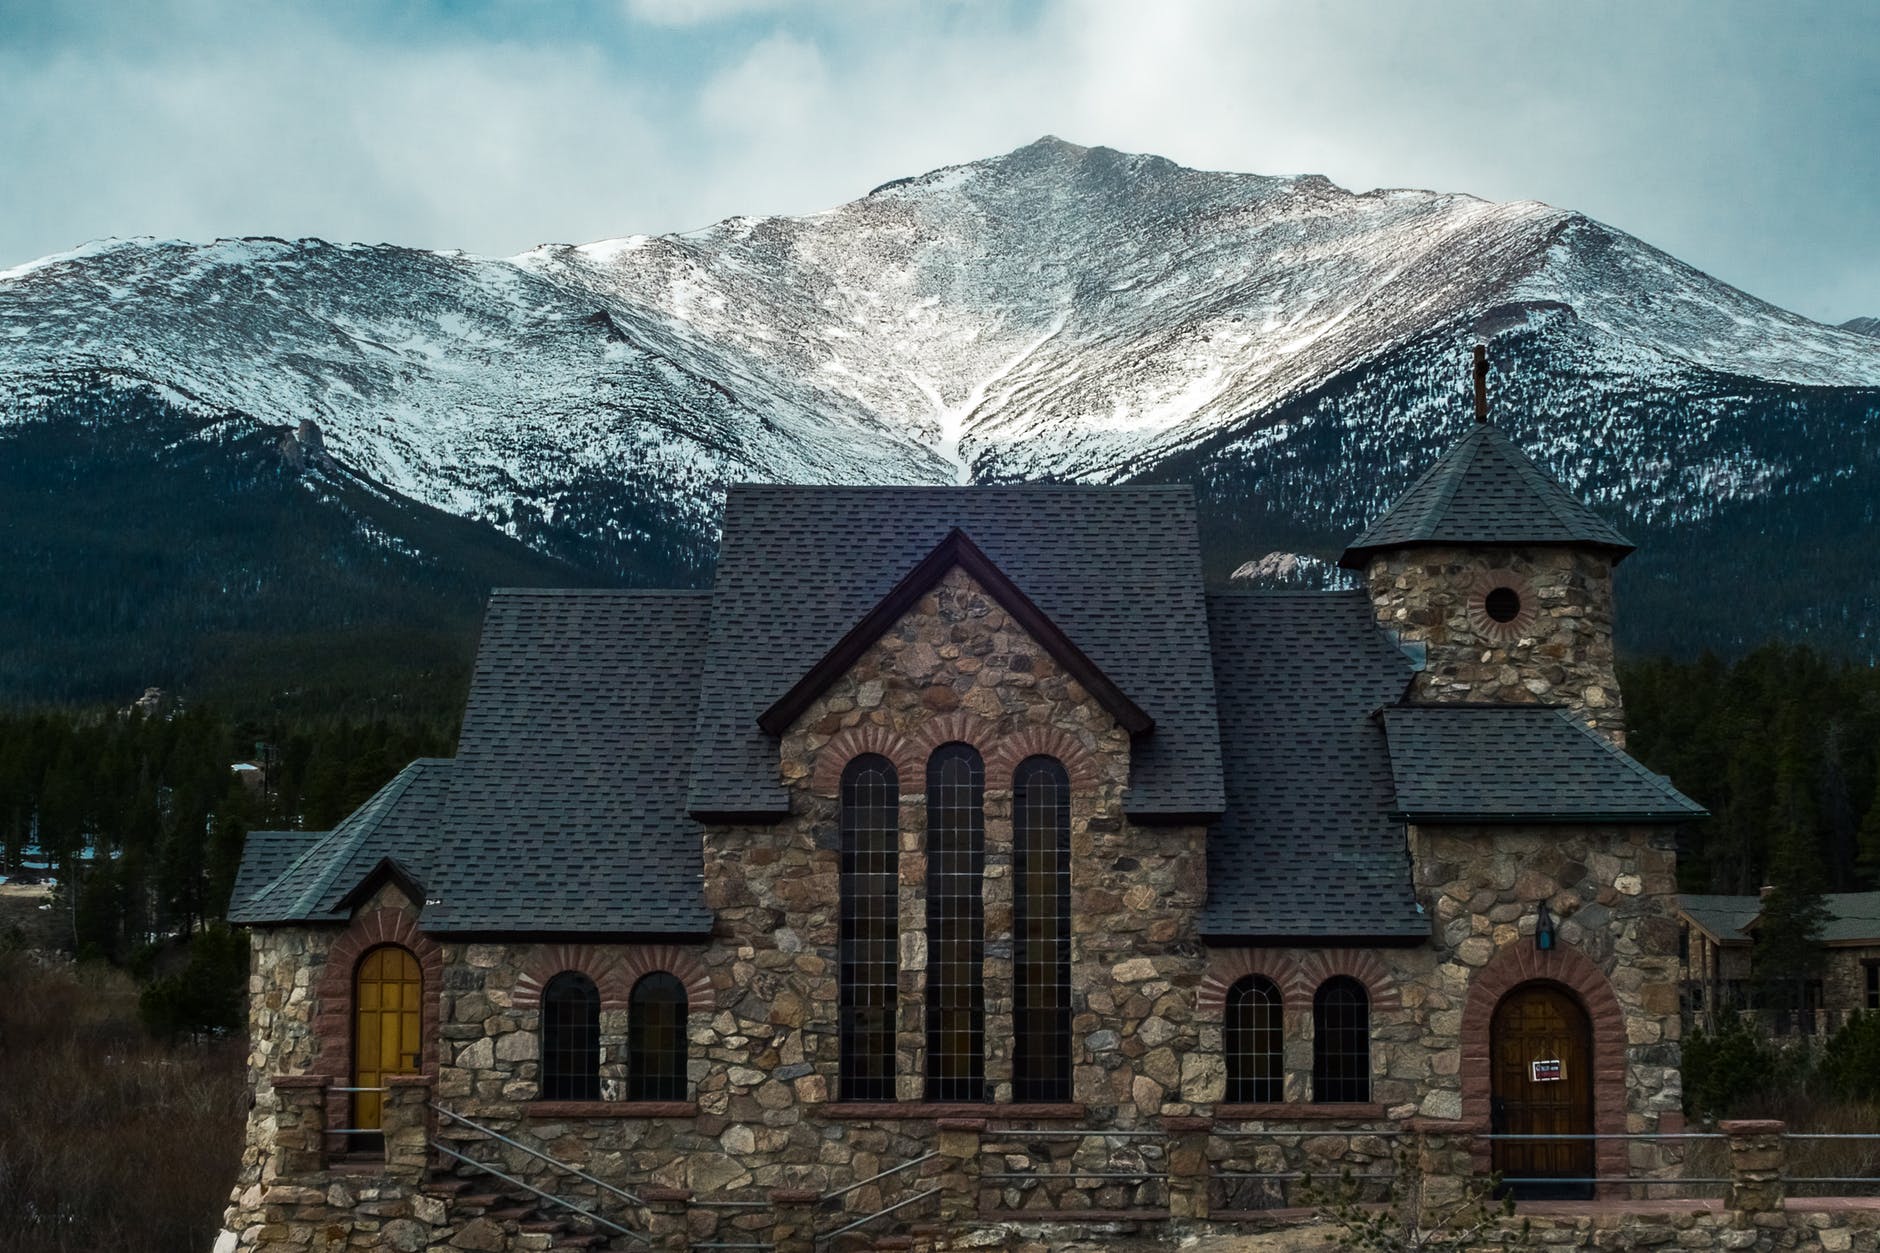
[
  {"left": 1685, "top": 1092, "right": 1880, "bottom": 1198},
  {"left": 0, "top": 953, "right": 246, "bottom": 1253}
]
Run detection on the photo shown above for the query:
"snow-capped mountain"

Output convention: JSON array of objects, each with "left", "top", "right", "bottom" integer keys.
[{"left": 2, "top": 137, "right": 1878, "bottom": 697}]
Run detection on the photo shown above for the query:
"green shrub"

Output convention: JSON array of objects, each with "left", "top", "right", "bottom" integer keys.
[
  {"left": 1814, "top": 1011, "right": 1880, "bottom": 1104},
  {"left": 1682, "top": 1015, "right": 1811, "bottom": 1117}
]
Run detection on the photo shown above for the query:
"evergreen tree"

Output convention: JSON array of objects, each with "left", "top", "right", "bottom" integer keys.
[{"left": 1753, "top": 716, "right": 1832, "bottom": 1021}]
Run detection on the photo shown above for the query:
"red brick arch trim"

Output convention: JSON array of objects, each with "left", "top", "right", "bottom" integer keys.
[
  {"left": 809, "top": 725, "right": 919, "bottom": 795},
  {"left": 1199, "top": 951, "right": 1301, "bottom": 1014},
  {"left": 616, "top": 945, "right": 714, "bottom": 1011},
  {"left": 1199, "top": 949, "right": 1401, "bottom": 1018},
  {"left": 515, "top": 945, "right": 631, "bottom": 1011},
  {"left": 310, "top": 908, "right": 443, "bottom": 1143},
  {"left": 907, "top": 711, "right": 996, "bottom": 764},
  {"left": 1460, "top": 943, "right": 1627, "bottom": 1187},
  {"left": 1293, "top": 950, "right": 1404, "bottom": 1013},
  {"left": 985, "top": 727, "right": 1101, "bottom": 791}
]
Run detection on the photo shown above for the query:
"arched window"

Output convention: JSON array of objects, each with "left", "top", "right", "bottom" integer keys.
[
  {"left": 541, "top": 972, "right": 601, "bottom": 1101},
  {"left": 1225, "top": 975, "right": 1283, "bottom": 1103},
  {"left": 628, "top": 972, "right": 688, "bottom": 1101},
  {"left": 1312, "top": 976, "right": 1371, "bottom": 1103},
  {"left": 1013, "top": 756, "right": 1071, "bottom": 1102},
  {"left": 839, "top": 754, "right": 900, "bottom": 1101},
  {"left": 926, "top": 743, "right": 985, "bottom": 1102}
]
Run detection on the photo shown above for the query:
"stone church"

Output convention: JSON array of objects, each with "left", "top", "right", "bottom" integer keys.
[{"left": 220, "top": 386, "right": 1705, "bottom": 1251}]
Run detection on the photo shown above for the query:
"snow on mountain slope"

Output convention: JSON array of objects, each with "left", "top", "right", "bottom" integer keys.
[{"left": 2, "top": 136, "right": 1878, "bottom": 576}]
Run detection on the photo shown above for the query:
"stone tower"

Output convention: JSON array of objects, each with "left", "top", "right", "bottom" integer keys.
[{"left": 1339, "top": 349, "right": 1633, "bottom": 744}]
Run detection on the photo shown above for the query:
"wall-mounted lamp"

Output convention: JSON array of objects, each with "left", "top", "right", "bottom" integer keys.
[{"left": 1536, "top": 901, "right": 1557, "bottom": 952}]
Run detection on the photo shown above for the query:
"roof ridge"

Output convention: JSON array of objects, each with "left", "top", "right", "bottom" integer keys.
[
  {"left": 1546, "top": 707, "right": 1701, "bottom": 811},
  {"left": 487, "top": 587, "right": 712, "bottom": 597},
  {"left": 1493, "top": 427, "right": 1598, "bottom": 538},
  {"left": 249, "top": 759, "right": 436, "bottom": 917},
  {"left": 1413, "top": 425, "right": 1485, "bottom": 537}
]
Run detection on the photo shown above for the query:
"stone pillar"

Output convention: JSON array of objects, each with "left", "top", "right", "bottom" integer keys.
[
  {"left": 769, "top": 1187, "right": 821, "bottom": 1253},
  {"left": 381, "top": 1074, "right": 432, "bottom": 1185},
  {"left": 936, "top": 1118, "right": 984, "bottom": 1226},
  {"left": 642, "top": 1186, "right": 693, "bottom": 1252},
  {"left": 1162, "top": 1115, "right": 1210, "bottom": 1221},
  {"left": 1721, "top": 1119, "right": 1786, "bottom": 1219},
  {"left": 1407, "top": 1119, "right": 1474, "bottom": 1215},
  {"left": 268, "top": 1075, "right": 329, "bottom": 1181}
]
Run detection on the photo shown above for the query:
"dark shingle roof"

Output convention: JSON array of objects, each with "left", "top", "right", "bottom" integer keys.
[
  {"left": 1381, "top": 705, "right": 1706, "bottom": 823},
  {"left": 227, "top": 830, "right": 320, "bottom": 921},
  {"left": 1202, "top": 590, "right": 1426, "bottom": 940},
  {"left": 228, "top": 759, "right": 452, "bottom": 924},
  {"left": 420, "top": 590, "right": 714, "bottom": 935},
  {"left": 1339, "top": 424, "right": 1634, "bottom": 569},
  {"left": 1678, "top": 894, "right": 1761, "bottom": 946},
  {"left": 689, "top": 486, "right": 1223, "bottom": 819},
  {"left": 1820, "top": 892, "right": 1880, "bottom": 943},
  {"left": 1680, "top": 892, "right": 1880, "bottom": 946}
]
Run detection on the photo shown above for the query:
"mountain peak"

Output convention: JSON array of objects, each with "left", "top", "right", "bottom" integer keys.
[{"left": 1841, "top": 316, "right": 1880, "bottom": 339}]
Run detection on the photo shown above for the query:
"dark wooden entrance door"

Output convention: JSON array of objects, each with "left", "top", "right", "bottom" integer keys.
[{"left": 1490, "top": 983, "right": 1594, "bottom": 1199}]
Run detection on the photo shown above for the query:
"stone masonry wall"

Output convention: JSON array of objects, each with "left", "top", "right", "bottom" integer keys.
[
  {"left": 225, "top": 563, "right": 1692, "bottom": 1247},
  {"left": 1825, "top": 946, "right": 1880, "bottom": 1016},
  {"left": 1362, "top": 545, "right": 1625, "bottom": 743}
]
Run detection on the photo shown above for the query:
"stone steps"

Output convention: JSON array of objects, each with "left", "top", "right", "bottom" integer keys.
[{"left": 422, "top": 1165, "right": 626, "bottom": 1250}]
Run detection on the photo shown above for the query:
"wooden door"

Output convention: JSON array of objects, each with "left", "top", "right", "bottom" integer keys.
[
  {"left": 353, "top": 945, "right": 423, "bottom": 1133},
  {"left": 1490, "top": 983, "right": 1593, "bottom": 1198}
]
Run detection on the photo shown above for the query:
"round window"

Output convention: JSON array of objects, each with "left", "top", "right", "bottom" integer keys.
[
  {"left": 1484, "top": 585, "right": 1522, "bottom": 623},
  {"left": 1466, "top": 570, "right": 1538, "bottom": 641}
]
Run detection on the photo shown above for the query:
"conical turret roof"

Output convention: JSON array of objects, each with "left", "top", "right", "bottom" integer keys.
[{"left": 1338, "top": 423, "right": 1633, "bottom": 569}]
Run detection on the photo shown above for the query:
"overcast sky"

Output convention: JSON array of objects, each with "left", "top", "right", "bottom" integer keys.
[{"left": 1, "top": 0, "right": 1873, "bottom": 323}]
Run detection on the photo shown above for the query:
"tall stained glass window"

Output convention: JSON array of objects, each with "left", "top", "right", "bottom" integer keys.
[
  {"left": 925, "top": 743, "right": 985, "bottom": 1102},
  {"left": 839, "top": 754, "right": 900, "bottom": 1100},
  {"left": 1013, "top": 756, "right": 1071, "bottom": 1101}
]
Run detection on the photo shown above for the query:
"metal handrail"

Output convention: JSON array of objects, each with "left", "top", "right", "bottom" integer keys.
[
  {"left": 431, "top": 1102, "right": 645, "bottom": 1209},
  {"left": 1479, "top": 1132, "right": 1725, "bottom": 1141},
  {"left": 1213, "top": 1128, "right": 1412, "bottom": 1138},
  {"left": 814, "top": 1187, "right": 940, "bottom": 1246},
  {"left": 982, "top": 1170, "right": 1169, "bottom": 1181},
  {"left": 820, "top": 1150, "right": 938, "bottom": 1203},
  {"left": 977, "top": 1121, "right": 1165, "bottom": 1128},
  {"left": 432, "top": 1143, "right": 647, "bottom": 1245}
]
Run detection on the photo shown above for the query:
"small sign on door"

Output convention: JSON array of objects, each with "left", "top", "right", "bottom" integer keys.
[{"left": 1531, "top": 1059, "right": 1564, "bottom": 1082}]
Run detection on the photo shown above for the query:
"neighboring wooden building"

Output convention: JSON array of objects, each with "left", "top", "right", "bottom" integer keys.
[
  {"left": 218, "top": 407, "right": 1707, "bottom": 1251},
  {"left": 1679, "top": 891, "right": 1880, "bottom": 1034}
]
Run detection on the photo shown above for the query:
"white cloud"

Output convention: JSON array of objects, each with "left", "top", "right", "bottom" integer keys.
[{"left": 0, "top": 0, "right": 1873, "bottom": 319}]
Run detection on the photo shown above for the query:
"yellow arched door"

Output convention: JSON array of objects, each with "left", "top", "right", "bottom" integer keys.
[{"left": 353, "top": 945, "right": 422, "bottom": 1133}]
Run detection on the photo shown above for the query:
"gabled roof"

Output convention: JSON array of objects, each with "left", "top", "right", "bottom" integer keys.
[
  {"left": 759, "top": 527, "right": 1151, "bottom": 738},
  {"left": 1678, "top": 894, "right": 1763, "bottom": 946},
  {"left": 228, "top": 758, "right": 451, "bottom": 924},
  {"left": 1201, "top": 590, "right": 1426, "bottom": 941},
  {"left": 690, "top": 486, "right": 1223, "bottom": 819},
  {"left": 1380, "top": 705, "right": 1706, "bottom": 823},
  {"left": 420, "top": 589, "right": 714, "bottom": 935},
  {"left": 1680, "top": 891, "right": 1880, "bottom": 947},
  {"left": 227, "top": 829, "right": 320, "bottom": 919},
  {"left": 1339, "top": 424, "right": 1634, "bottom": 569}
]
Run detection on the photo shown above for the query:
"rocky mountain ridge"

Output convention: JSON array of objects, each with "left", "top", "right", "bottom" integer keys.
[{"left": 2, "top": 137, "right": 1877, "bottom": 699}]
